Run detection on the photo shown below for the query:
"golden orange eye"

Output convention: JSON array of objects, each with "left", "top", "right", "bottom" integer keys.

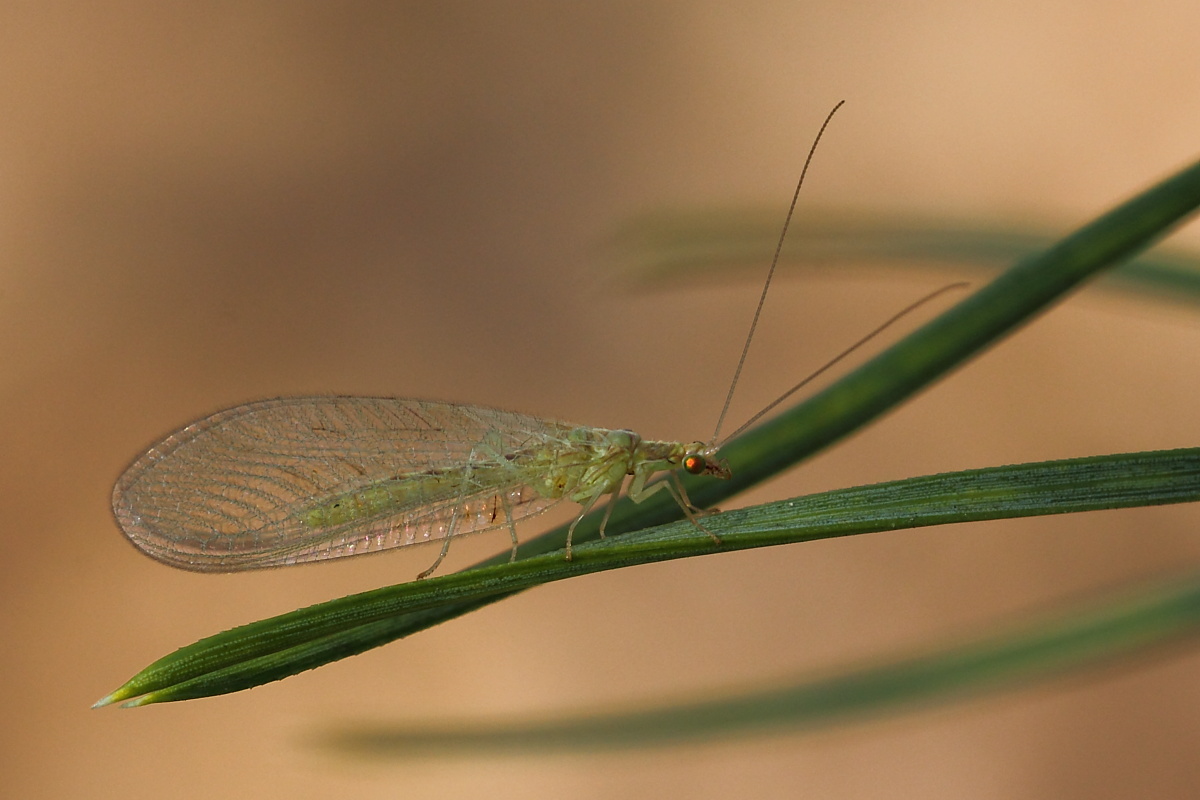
[{"left": 683, "top": 455, "right": 706, "bottom": 475}]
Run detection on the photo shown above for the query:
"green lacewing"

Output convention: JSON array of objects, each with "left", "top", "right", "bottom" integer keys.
[{"left": 113, "top": 103, "right": 938, "bottom": 580}]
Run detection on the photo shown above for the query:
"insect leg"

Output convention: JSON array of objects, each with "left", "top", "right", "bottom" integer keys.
[
  {"left": 565, "top": 481, "right": 616, "bottom": 561},
  {"left": 500, "top": 491, "right": 519, "bottom": 563},
  {"left": 627, "top": 471, "right": 722, "bottom": 545},
  {"left": 417, "top": 518, "right": 458, "bottom": 580},
  {"left": 478, "top": 430, "right": 525, "bottom": 564},
  {"left": 415, "top": 443, "right": 487, "bottom": 580},
  {"left": 670, "top": 473, "right": 722, "bottom": 544},
  {"left": 670, "top": 472, "right": 714, "bottom": 516},
  {"left": 596, "top": 474, "right": 625, "bottom": 538}
]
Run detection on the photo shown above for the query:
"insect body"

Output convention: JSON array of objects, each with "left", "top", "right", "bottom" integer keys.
[{"left": 112, "top": 396, "right": 729, "bottom": 578}]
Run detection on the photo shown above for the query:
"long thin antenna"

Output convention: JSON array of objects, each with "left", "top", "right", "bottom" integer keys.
[
  {"left": 717, "top": 281, "right": 968, "bottom": 446},
  {"left": 710, "top": 100, "right": 845, "bottom": 444}
]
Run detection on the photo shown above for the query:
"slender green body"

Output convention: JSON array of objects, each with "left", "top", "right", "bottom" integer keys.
[{"left": 112, "top": 396, "right": 728, "bottom": 575}]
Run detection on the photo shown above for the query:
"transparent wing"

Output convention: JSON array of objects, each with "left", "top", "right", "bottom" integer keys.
[{"left": 111, "top": 397, "right": 581, "bottom": 571}]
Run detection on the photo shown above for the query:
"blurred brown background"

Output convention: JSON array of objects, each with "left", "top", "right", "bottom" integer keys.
[{"left": 4, "top": 3, "right": 1200, "bottom": 798}]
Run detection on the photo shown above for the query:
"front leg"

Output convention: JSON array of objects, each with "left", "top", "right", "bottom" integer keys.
[{"left": 627, "top": 463, "right": 722, "bottom": 545}]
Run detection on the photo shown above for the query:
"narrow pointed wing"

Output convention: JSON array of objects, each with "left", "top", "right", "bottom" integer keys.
[{"left": 111, "top": 397, "right": 581, "bottom": 571}]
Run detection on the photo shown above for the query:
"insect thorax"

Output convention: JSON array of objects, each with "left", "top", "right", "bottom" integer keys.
[{"left": 526, "top": 427, "right": 640, "bottom": 502}]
